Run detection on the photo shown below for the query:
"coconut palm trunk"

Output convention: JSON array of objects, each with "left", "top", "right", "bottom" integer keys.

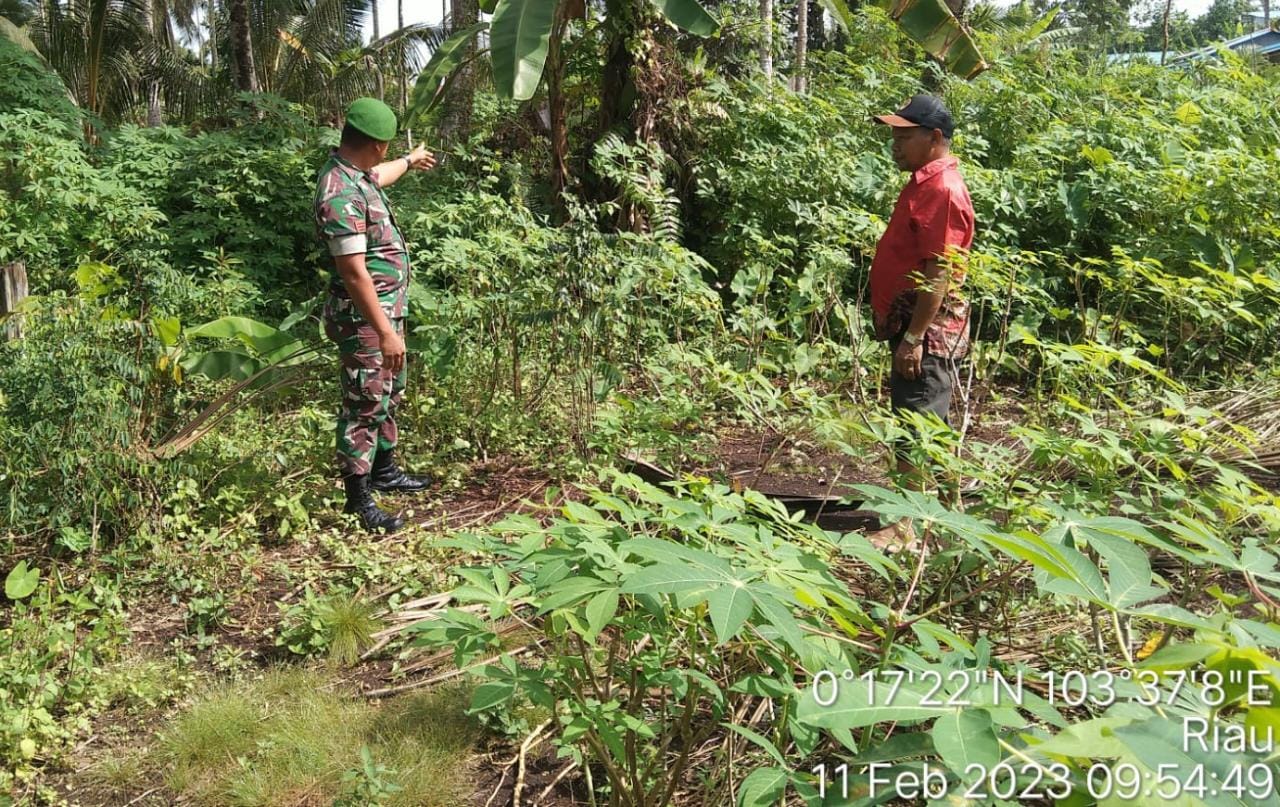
[
  {"left": 439, "top": 0, "right": 478, "bottom": 144},
  {"left": 1160, "top": 0, "right": 1172, "bottom": 65},
  {"left": 208, "top": 0, "right": 217, "bottom": 69},
  {"left": 227, "top": 0, "right": 257, "bottom": 92},
  {"left": 144, "top": 0, "right": 163, "bottom": 125}
]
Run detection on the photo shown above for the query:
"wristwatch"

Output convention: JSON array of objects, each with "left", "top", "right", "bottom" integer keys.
[
  {"left": 402, "top": 154, "right": 414, "bottom": 171},
  {"left": 902, "top": 331, "right": 923, "bottom": 346}
]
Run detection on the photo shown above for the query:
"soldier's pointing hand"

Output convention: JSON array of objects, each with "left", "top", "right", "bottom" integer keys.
[{"left": 407, "top": 144, "right": 437, "bottom": 171}]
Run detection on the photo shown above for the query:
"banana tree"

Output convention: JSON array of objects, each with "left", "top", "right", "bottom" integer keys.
[
  {"left": 411, "top": 0, "right": 716, "bottom": 110},
  {"left": 821, "top": 0, "right": 986, "bottom": 78},
  {"left": 872, "top": 0, "right": 986, "bottom": 78},
  {"left": 407, "top": 0, "right": 983, "bottom": 206},
  {"left": 411, "top": 0, "right": 984, "bottom": 117},
  {"left": 407, "top": 0, "right": 717, "bottom": 207},
  {"left": 149, "top": 312, "right": 325, "bottom": 458}
]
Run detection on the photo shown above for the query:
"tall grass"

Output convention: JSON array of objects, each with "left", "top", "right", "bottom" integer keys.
[{"left": 153, "top": 667, "right": 480, "bottom": 805}]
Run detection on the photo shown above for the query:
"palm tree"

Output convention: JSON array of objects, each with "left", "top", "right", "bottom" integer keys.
[
  {"left": 438, "top": 0, "right": 476, "bottom": 144},
  {"left": 19, "top": 0, "right": 446, "bottom": 126},
  {"left": 267, "top": 0, "right": 440, "bottom": 114},
  {"left": 142, "top": 0, "right": 163, "bottom": 122},
  {"left": 227, "top": 0, "right": 256, "bottom": 91},
  {"left": 30, "top": 0, "right": 151, "bottom": 123}
]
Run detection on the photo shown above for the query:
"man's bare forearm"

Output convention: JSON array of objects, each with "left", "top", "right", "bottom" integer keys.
[
  {"left": 906, "top": 258, "right": 947, "bottom": 338},
  {"left": 334, "top": 253, "right": 394, "bottom": 335},
  {"left": 373, "top": 157, "right": 410, "bottom": 188}
]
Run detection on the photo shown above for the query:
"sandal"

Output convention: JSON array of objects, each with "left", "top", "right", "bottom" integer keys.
[{"left": 865, "top": 519, "right": 926, "bottom": 555}]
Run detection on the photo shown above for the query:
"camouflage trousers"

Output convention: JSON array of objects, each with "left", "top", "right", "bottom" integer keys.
[{"left": 324, "top": 317, "right": 406, "bottom": 477}]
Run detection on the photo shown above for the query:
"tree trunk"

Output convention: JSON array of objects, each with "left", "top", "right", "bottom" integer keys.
[
  {"left": 1160, "top": 0, "right": 1172, "bottom": 64},
  {"left": 1263, "top": 0, "right": 1271, "bottom": 28},
  {"left": 1, "top": 262, "right": 27, "bottom": 340},
  {"left": 144, "top": 0, "right": 163, "bottom": 125},
  {"left": 227, "top": 0, "right": 258, "bottom": 93},
  {"left": 547, "top": 5, "right": 570, "bottom": 214},
  {"left": 759, "top": 0, "right": 773, "bottom": 78},
  {"left": 807, "top": 0, "right": 825, "bottom": 53},
  {"left": 208, "top": 0, "right": 217, "bottom": 70},
  {"left": 438, "top": 0, "right": 479, "bottom": 145},
  {"left": 370, "top": 55, "right": 384, "bottom": 100},
  {"left": 399, "top": 0, "right": 407, "bottom": 132},
  {"left": 599, "top": 0, "right": 633, "bottom": 135},
  {"left": 792, "top": 0, "right": 807, "bottom": 92},
  {"left": 372, "top": 0, "right": 380, "bottom": 41}
]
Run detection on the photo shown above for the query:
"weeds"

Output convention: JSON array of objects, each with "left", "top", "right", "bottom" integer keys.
[{"left": 155, "top": 668, "right": 479, "bottom": 805}]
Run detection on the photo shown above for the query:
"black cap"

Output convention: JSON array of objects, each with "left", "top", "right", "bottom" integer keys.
[{"left": 874, "top": 94, "right": 955, "bottom": 138}]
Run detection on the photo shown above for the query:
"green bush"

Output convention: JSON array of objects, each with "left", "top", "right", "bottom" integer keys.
[
  {"left": 0, "top": 571, "right": 129, "bottom": 797},
  {"left": 0, "top": 279, "right": 175, "bottom": 543},
  {"left": 398, "top": 188, "right": 722, "bottom": 462},
  {"left": 0, "top": 110, "right": 167, "bottom": 295},
  {"left": 99, "top": 99, "right": 337, "bottom": 320}
]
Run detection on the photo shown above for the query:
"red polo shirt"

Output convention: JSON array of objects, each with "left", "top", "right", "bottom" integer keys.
[{"left": 869, "top": 155, "right": 974, "bottom": 358}]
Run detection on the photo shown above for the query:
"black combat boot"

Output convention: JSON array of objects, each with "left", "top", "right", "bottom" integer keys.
[
  {"left": 370, "top": 447, "right": 432, "bottom": 493},
  {"left": 342, "top": 473, "right": 405, "bottom": 533}
]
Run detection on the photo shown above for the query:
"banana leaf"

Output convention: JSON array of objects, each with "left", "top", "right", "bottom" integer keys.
[
  {"left": 877, "top": 0, "right": 986, "bottom": 78},
  {"left": 650, "top": 0, "right": 719, "bottom": 37},
  {"left": 490, "top": 0, "right": 559, "bottom": 101},
  {"left": 822, "top": 0, "right": 987, "bottom": 79},
  {"left": 185, "top": 315, "right": 302, "bottom": 361},
  {"left": 449, "top": 0, "right": 719, "bottom": 103}
]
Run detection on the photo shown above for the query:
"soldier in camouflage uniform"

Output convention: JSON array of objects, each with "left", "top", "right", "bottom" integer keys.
[{"left": 314, "top": 97, "right": 436, "bottom": 533}]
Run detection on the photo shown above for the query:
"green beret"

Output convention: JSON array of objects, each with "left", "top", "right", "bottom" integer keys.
[{"left": 345, "top": 97, "right": 397, "bottom": 141}]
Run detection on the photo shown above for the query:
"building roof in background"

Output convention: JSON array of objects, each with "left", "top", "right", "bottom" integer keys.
[
  {"left": 1220, "top": 25, "right": 1280, "bottom": 49},
  {"left": 1175, "top": 25, "right": 1280, "bottom": 61}
]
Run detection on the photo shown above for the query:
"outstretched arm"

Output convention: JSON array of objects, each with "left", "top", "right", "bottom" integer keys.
[{"left": 373, "top": 144, "right": 436, "bottom": 188}]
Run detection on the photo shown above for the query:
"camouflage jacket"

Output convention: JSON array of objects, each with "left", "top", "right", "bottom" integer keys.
[{"left": 314, "top": 150, "right": 410, "bottom": 322}]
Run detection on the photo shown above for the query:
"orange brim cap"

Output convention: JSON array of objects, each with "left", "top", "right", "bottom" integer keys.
[{"left": 873, "top": 114, "right": 920, "bottom": 127}]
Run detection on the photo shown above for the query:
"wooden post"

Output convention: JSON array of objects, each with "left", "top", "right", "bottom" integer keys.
[{"left": 1, "top": 262, "right": 27, "bottom": 340}]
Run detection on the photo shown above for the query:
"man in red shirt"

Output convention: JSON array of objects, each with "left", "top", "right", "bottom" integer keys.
[{"left": 867, "top": 95, "right": 974, "bottom": 550}]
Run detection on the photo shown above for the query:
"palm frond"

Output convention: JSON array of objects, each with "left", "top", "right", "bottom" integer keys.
[{"left": 30, "top": 0, "right": 153, "bottom": 120}]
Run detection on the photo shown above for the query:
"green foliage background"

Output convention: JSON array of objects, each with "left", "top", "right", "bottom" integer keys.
[{"left": 3, "top": 8, "right": 1280, "bottom": 804}]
